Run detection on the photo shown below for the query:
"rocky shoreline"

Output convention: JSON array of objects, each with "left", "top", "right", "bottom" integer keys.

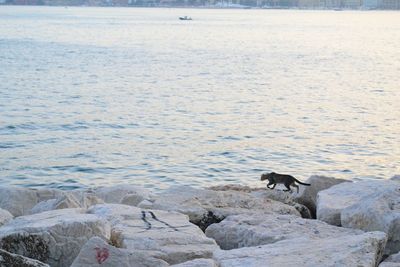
[{"left": 0, "top": 175, "right": 399, "bottom": 267}]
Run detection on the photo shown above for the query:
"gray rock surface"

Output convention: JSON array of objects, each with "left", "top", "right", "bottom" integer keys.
[
  {"left": 249, "top": 189, "right": 312, "bottom": 218},
  {"left": 316, "top": 179, "right": 399, "bottom": 226},
  {"left": 0, "top": 208, "right": 110, "bottom": 267},
  {"left": 210, "top": 185, "right": 313, "bottom": 219},
  {"left": 341, "top": 186, "right": 400, "bottom": 255},
  {"left": 295, "top": 175, "right": 349, "bottom": 218},
  {"left": 138, "top": 185, "right": 300, "bottom": 231},
  {"left": 94, "top": 185, "right": 152, "bottom": 206},
  {"left": 30, "top": 192, "right": 103, "bottom": 214},
  {"left": 205, "top": 213, "right": 367, "bottom": 250},
  {"left": 0, "top": 187, "right": 67, "bottom": 217},
  {"left": 214, "top": 231, "right": 387, "bottom": 267},
  {"left": 171, "top": 258, "right": 217, "bottom": 267},
  {"left": 380, "top": 251, "right": 400, "bottom": 266},
  {"left": 0, "top": 209, "right": 13, "bottom": 227},
  {"left": 70, "top": 236, "right": 168, "bottom": 267},
  {"left": 88, "top": 204, "right": 218, "bottom": 265},
  {"left": 0, "top": 187, "right": 63, "bottom": 217},
  {"left": 0, "top": 248, "right": 50, "bottom": 267}
]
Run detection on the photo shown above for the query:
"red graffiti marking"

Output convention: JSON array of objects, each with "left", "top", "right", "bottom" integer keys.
[{"left": 94, "top": 247, "right": 109, "bottom": 264}]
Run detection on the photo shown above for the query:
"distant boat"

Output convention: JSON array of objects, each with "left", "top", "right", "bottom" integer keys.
[
  {"left": 333, "top": 8, "right": 343, "bottom": 11},
  {"left": 179, "top": 16, "right": 192, "bottom": 21}
]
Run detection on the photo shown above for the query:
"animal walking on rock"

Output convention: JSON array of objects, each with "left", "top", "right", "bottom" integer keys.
[{"left": 261, "top": 172, "right": 311, "bottom": 193}]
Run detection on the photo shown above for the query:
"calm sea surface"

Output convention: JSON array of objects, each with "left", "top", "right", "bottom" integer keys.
[{"left": 0, "top": 6, "right": 399, "bottom": 190}]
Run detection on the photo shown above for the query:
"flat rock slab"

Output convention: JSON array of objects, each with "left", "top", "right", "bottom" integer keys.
[
  {"left": 0, "top": 208, "right": 110, "bottom": 267},
  {"left": 88, "top": 204, "right": 218, "bottom": 265},
  {"left": 0, "top": 248, "right": 49, "bottom": 267},
  {"left": 317, "top": 179, "right": 400, "bottom": 255},
  {"left": 94, "top": 185, "right": 153, "bottom": 206},
  {"left": 30, "top": 192, "right": 103, "bottom": 215},
  {"left": 214, "top": 231, "right": 387, "bottom": 267},
  {"left": 342, "top": 188, "right": 400, "bottom": 255},
  {"left": 139, "top": 185, "right": 300, "bottom": 231},
  {"left": 380, "top": 251, "right": 400, "bottom": 267},
  {"left": 295, "top": 175, "right": 349, "bottom": 218},
  {"left": 0, "top": 187, "right": 64, "bottom": 217},
  {"left": 171, "top": 258, "right": 218, "bottom": 267},
  {"left": 206, "top": 213, "right": 367, "bottom": 250},
  {"left": 71, "top": 236, "right": 168, "bottom": 267},
  {"left": 317, "top": 180, "right": 399, "bottom": 226},
  {"left": 211, "top": 185, "right": 312, "bottom": 218}
]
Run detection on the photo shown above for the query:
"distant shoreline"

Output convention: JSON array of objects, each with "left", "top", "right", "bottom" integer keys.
[{"left": 0, "top": 4, "right": 397, "bottom": 11}]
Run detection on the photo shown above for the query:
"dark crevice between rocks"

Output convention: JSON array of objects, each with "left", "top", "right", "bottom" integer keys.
[
  {"left": 293, "top": 203, "right": 313, "bottom": 219},
  {"left": 192, "top": 211, "right": 225, "bottom": 232}
]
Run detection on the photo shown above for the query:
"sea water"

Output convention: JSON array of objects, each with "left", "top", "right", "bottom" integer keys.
[{"left": 0, "top": 6, "right": 399, "bottom": 190}]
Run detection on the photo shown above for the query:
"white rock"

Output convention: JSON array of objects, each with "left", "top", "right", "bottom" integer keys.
[
  {"left": 30, "top": 192, "right": 103, "bottom": 214},
  {"left": 30, "top": 195, "right": 80, "bottom": 214},
  {"left": 171, "top": 258, "right": 217, "bottom": 267},
  {"left": 249, "top": 189, "right": 312, "bottom": 218},
  {"left": 71, "top": 236, "right": 168, "bottom": 267},
  {"left": 0, "top": 187, "right": 64, "bottom": 216},
  {"left": 341, "top": 187, "right": 400, "bottom": 255},
  {"left": 0, "top": 208, "right": 13, "bottom": 226},
  {"left": 316, "top": 180, "right": 398, "bottom": 226},
  {"left": 35, "top": 188, "right": 65, "bottom": 201},
  {"left": 0, "top": 248, "right": 50, "bottom": 267},
  {"left": 94, "top": 185, "right": 152, "bottom": 206},
  {"left": 295, "top": 175, "right": 349, "bottom": 218},
  {"left": 379, "top": 263, "right": 400, "bottom": 267},
  {"left": 0, "top": 208, "right": 110, "bottom": 267},
  {"left": 138, "top": 185, "right": 300, "bottom": 231},
  {"left": 211, "top": 185, "right": 312, "bottom": 218},
  {"left": 380, "top": 251, "right": 400, "bottom": 266},
  {"left": 0, "top": 187, "right": 40, "bottom": 217},
  {"left": 214, "top": 231, "right": 387, "bottom": 267},
  {"left": 88, "top": 204, "right": 218, "bottom": 265},
  {"left": 70, "top": 190, "right": 104, "bottom": 208},
  {"left": 206, "top": 213, "right": 368, "bottom": 250}
]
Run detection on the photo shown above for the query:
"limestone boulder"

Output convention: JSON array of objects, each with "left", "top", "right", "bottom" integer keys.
[
  {"left": 0, "top": 249, "right": 50, "bottom": 267},
  {"left": 138, "top": 186, "right": 300, "bottom": 231},
  {"left": 30, "top": 192, "right": 103, "bottom": 214},
  {"left": 214, "top": 231, "right": 387, "bottom": 267},
  {"left": 0, "top": 208, "right": 110, "bottom": 267},
  {"left": 171, "top": 258, "right": 218, "bottom": 267},
  {"left": 205, "top": 213, "right": 367, "bottom": 250},
  {"left": 30, "top": 195, "right": 80, "bottom": 214},
  {"left": 70, "top": 236, "right": 168, "bottom": 267},
  {"left": 0, "top": 187, "right": 42, "bottom": 217},
  {"left": 316, "top": 179, "right": 399, "bottom": 226},
  {"left": 88, "top": 204, "right": 218, "bottom": 265},
  {"left": 249, "top": 189, "right": 312, "bottom": 218},
  {"left": 0, "top": 208, "right": 13, "bottom": 226},
  {"left": 380, "top": 251, "right": 400, "bottom": 267},
  {"left": 341, "top": 187, "right": 400, "bottom": 255},
  {"left": 210, "top": 184, "right": 312, "bottom": 218},
  {"left": 35, "top": 188, "right": 65, "bottom": 202},
  {"left": 70, "top": 189, "right": 105, "bottom": 208},
  {"left": 295, "top": 175, "right": 349, "bottom": 218},
  {"left": 0, "top": 187, "right": 64, "bottom": 217},
  {"left": 379, "top": 263, "right": 400, "bottom": 267},
  {"left": 94, "top": 185, "right": 153, "bottom": 206}
]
